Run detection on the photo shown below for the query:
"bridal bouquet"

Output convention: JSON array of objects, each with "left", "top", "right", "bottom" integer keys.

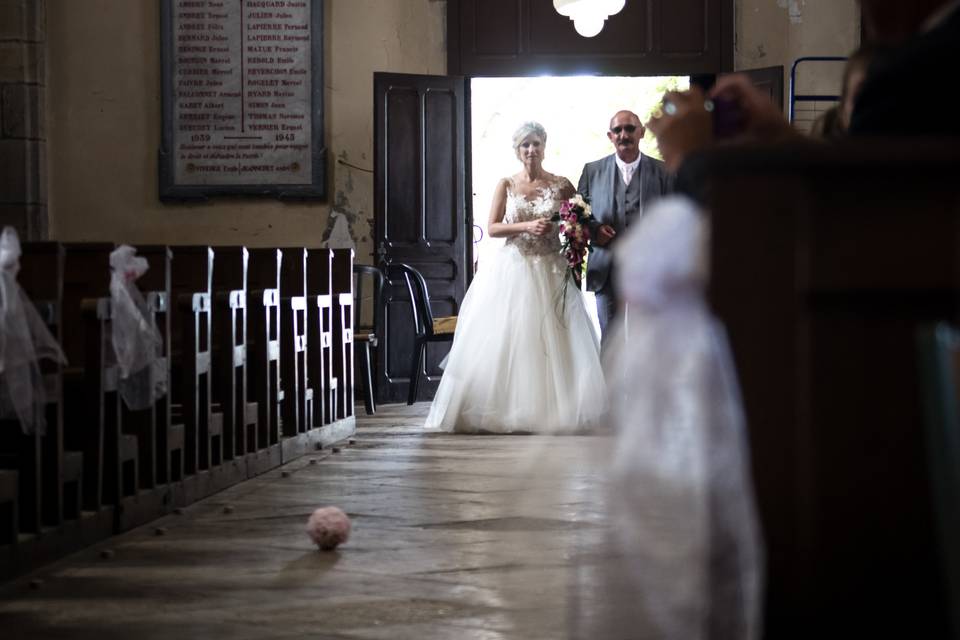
[{"left": 551, "top": 193, "right": 593, "bottom": 286}]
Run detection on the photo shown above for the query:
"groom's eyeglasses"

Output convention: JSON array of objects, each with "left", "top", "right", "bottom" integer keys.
[{"left": 610, "top": 125, "right": 637, "bottom": 134}]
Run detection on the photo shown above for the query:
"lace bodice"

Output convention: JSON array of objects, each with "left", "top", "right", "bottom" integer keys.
[{"left": 503, "top": 177, "right": 565, "bottom": 256}]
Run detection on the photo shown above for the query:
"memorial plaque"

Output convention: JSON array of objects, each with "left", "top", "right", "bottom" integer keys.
[{"left": 160, "top": 0, "right": 326, "bottom": 200}]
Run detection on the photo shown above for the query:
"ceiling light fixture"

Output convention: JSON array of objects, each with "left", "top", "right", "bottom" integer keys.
[{"left": 554, "top": 0, "right": 626, "bottom": 38}]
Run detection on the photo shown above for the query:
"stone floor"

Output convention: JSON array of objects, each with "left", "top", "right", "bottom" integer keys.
[{"left": 0, "top": 404, "right": 621, "bottom": 639}]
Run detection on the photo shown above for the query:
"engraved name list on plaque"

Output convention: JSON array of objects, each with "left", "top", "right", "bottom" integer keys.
[{"left": 160, "top": 0, "right": 326, "bottom": 199}]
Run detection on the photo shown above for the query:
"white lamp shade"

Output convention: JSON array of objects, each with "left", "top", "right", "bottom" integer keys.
[
  {"left": 553, "top": 0, "right": 578, "bottom": 17},
  {"left": 574, "top": 14, "right": 605, "bottom": 38},
  {"left": 605, "top": 0, "right": 626, "bottom": 16},
  {"left": 555, "top": 0, "right": 625, "bottom": 37}
]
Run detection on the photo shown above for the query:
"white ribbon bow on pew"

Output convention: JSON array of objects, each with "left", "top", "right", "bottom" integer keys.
[
  {"left": 0, "top": 226, "right": 67, "bottom": 435},
  {"left": 109, "top": 245, "right": 166, "bottom": 410},
  {"left": 600, "top": 195, "right": 765, "bottom": 640}
]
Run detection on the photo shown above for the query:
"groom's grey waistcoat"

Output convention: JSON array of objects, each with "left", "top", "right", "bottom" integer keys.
[
  {"left": 615, "top": 166, "right": 644, "bottom": 228},
  {"left": 577, "top": 153, "right": 672, "bottom": 293}
]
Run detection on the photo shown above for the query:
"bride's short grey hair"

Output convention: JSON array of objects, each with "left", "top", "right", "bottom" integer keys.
[{"left": 512, "top": 121, "right": 547, "bottom": 150}]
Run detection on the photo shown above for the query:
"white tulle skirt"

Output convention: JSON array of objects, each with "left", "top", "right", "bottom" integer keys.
[{"left": 424, "top": 244, "right": 606, "bottom": 434}]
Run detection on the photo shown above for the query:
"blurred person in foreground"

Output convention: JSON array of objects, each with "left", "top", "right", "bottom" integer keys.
[
  {"left": 850, "top": 0, "right": 960, "bottom": 135},
  {"left": 809, "top": 46, "right": 878, "bottom": 139},
  {"left": 587, "top": 4, "right": 959, "bottom": 637},
  {"left": 808, "top": 106, "right": 844, "bottom": 139},
  {"left": 837, "top": 46, "right": 877, "bottom": 132},
  {"left": 648, "top": 0, "right": 959, "bottom": 176}
]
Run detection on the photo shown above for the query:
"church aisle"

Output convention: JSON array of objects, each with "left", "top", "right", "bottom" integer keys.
[{"left": 0, "top": 404, "right": 611, "bottom": 640}]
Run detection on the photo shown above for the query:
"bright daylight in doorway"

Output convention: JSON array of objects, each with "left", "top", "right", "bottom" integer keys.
[{"left": 470, "top": 75, "right": 689, "bottom": 333}]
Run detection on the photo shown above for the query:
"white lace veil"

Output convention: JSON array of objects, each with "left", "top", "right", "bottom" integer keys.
[
  {"left": 109, "top": 245, "right": 166, "bottom": 411},
  {"left": 0, "top": 226, "right": 67, "bottom": 435}
]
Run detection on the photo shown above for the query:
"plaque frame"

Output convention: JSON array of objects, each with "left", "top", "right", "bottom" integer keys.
[{"left": 159, "top": 0, "right": 327, "bottom": 201}]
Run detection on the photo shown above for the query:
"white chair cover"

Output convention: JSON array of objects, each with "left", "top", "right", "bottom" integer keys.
[
  {"left": 0, "top": 227, "right": 67, "bottom": 435},
  {"left": 109, "top": 245, "right": 166, "bottom": 411}
]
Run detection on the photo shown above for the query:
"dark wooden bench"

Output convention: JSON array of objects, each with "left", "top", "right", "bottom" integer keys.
[
  {"left": 2, "top": 242, "right": 80, "bottom": 537},
  {"left": 76, "top": 245, "right": 174, "bottom": 521},
  {"left": 331, "top": 249, "right": 355, "bottom": 421},
  {"left": 704, "top": 141, "right": 960, "bottom": 639},
  {"left": 306, "top": 248, "right": 333, "bottom": 426},
  {"left": 107, "top": 245, "right": 179, "bottom": 530},
  {"left": 115, "top": 246, "right": 170, "bottom": 494},
  {"left": 211, "top": 246, "right": 258, "bottom": 467},
  {"left": 279, "top": 248, "right": 311, "bottom": 459},
  {"left": 246, "top": 248, "right": 283, "bottom": 474},
  {"left": 169, "top": 246, "right": 225, "bottom": 501},
  {"left": 136, "top": 247, "right": 183, "bottom": 488},
  {"left": 0, "top": 242, "right": 120, "bottom": 575},
  {"left": 61, "top": 243, "right": 123, "bottom": 515},
  {"left": 2, "top": 242, "right": 359, "bottom": 580},
  {"left": 0, "top": 469, "right": 16, "bottom": 573}
]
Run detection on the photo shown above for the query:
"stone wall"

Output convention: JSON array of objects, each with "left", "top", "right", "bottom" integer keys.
[
  {"left": 34, "top": 1, "right": 861, "bottom": 254},
  {"left": 0, "top": 0, "right": 46, "bottom": 239},
  {"left": 44, "top": 0, "right": 446, "bottom": 263},
  {"left": 736, "top": 0, "right": 861, "bottom": 126}
]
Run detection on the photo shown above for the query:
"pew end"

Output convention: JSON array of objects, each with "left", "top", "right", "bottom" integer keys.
[{"left": 703, "top": 139, "right": 960, "bottom": 637}]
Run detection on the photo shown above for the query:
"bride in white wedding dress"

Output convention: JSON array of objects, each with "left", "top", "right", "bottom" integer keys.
[{"left": 425, "top": 122, "right": 606, "bottom": 433}]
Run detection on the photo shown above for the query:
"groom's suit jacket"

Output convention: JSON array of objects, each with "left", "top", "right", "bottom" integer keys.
[{"left": 577, "top": 152, "right": 672, "bottom": 293}]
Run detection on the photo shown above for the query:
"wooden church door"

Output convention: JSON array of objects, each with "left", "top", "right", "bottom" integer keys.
[{"left": 373, "top": 73, "right": 472, "bottom": 403}]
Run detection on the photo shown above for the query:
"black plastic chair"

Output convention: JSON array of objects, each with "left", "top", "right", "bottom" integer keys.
[
  {"left": 917, "top": 322, "right": 960, "bottom": 640},
  {"left": 386, "top": 263, "right": 457, "bottom": 405},
  {"left": 353, "top": 264, "right": 385, "bottom": 415}
]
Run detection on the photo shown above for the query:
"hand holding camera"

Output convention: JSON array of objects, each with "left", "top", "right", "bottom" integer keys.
[
  {"left": 708, "top": 74, "right": 791, "bottom": 139},
  {"left": 646, "top": 74, "right": 794, "bottom": 172}
]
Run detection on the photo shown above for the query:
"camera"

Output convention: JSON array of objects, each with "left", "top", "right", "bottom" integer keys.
[
  {"left": 707, "top": 96, "right": 747, "bottom": 139},
  {"left": 660, "top": 94, "right": 747, "bottom": 139}
]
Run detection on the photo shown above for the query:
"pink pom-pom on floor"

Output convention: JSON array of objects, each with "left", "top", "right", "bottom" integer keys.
[{"left": 306, "top": 506, "right": 351, "bottom": 551}]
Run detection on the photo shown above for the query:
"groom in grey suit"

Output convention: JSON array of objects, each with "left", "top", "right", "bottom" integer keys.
[{"left": 577, "top": 110, "right": 673, "bottom": 340}]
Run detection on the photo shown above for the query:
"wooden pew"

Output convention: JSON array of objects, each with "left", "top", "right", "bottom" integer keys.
[
  {"left": 704, "top": 141, "right": 960, "bottom": 639},
  {"left": 136, "top": 247, "right": 184, "bottom": 488},
  {"left": 331, "top": 249, "right": 354, "bottom": 421},
  {"left": 211, "top": 246, "right": 257, "bottom": 468},
  {"left": 83, "top": 289, "right": 142, "bottom": 515},
  {"left": 306, "top": 248, "right": 333, "bottom": 426},
  {"left": 0, "top": 469, "right": 16, "bottom": 575},
  {"left": 1, "top": 243, "right": 70, "bottom": 538},
  {"left": 0, "top": 242, "right": 121, "bottom": 579},
  {"left": 0, "top": 382, "right": 41, "bottom": 538},
  {"left": 2, "top": 241, "right": 363, "bottom": 580},
  {"left": 60, "top": 243, "right": 119, "bottom": 518},
  {"left": 116, "top": 247, "right": 168, "bottom": 492},
  {"left": 279, "top": 248, "right": 312, "bottom": 460},
  {"left": 18, "top": 243, "right": 84, "bottom": 525},
  {"left": 169, "top": 246, "right": 228, "bottom": 501},
  {"left": 108, "top": 245, "right": 177, "bottom": 530},
  {"left": 246, "top": 248, "right": 283, "bottom": 475}
]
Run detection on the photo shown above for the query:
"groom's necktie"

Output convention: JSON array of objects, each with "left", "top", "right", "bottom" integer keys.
[{"left": 621, "top": 164, "right": 634, "bottom": 186}]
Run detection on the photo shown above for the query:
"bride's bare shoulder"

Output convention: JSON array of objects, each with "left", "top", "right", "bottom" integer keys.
[
  {"left": 491, "top": 177, "right": 513, "bottom": 195},
  {"left": 543, "top": 171, "right": 569, "bottom": 184},
  {"left": 551, "top": 174, "right": 576, "bottom": 198}
]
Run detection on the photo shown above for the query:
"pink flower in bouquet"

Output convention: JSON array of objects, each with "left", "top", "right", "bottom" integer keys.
[
  {"left": 306, "top": 506, "right": 351, "bottom": 551},
  {"left": 551, "top": 193, "right": 594, "bottom": 285}
]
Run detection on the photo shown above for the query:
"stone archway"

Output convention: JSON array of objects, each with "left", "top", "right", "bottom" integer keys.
[{"left": 0, "top": 0, "right": 47, "bottom": 239}]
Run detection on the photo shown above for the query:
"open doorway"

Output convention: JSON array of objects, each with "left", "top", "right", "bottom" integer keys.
[{"left": 470, "top": 75, "right": 689, "bottom": 333}]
